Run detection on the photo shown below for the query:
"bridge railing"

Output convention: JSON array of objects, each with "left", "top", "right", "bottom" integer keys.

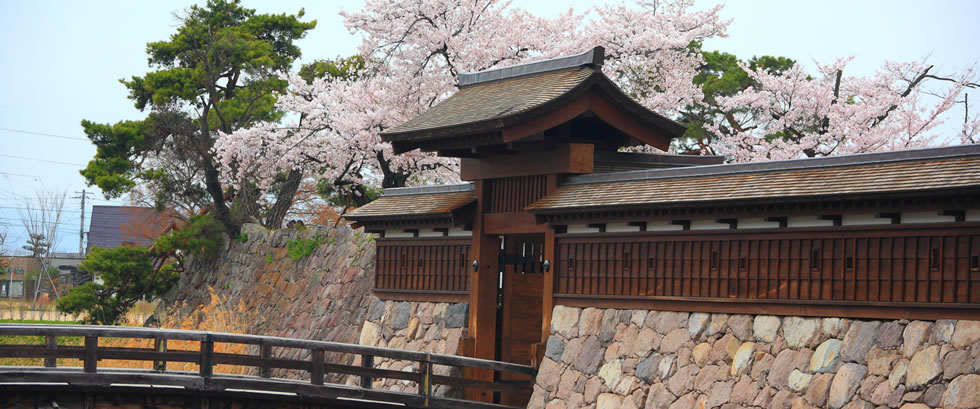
[{"left": 0, "top": 324, "right": 535, "bottom": 409}]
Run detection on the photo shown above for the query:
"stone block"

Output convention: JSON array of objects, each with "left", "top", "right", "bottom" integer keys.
[
  {"left": 841, "top": 320, "right": 880, "bottom": 364},
  {"left": 552, "top": 306, "right": 580, "bottom": 338},
  {"left": 810, "top": 339, "right": 843, "bottom": 373},
  {"left": 753, "top": 315, "right": 781, "bottom": 343},
  {"left": 600, "top": 309, "right": 619, "bottom": 343},
  {"left": 444, "top": 302, "right": 467, "bottom": 328},
  {"left": 689, "top": 312, "right": 710, "bottom": 339},
  {"left": 598, "top": 360, "right": 622, "bottom": 388},
  {"left": 804, "top": 373, "right": 834, "bottom": 407},
  {"left": 645, "top": 383, "right": 677, "bottom": 409},
  {"left": 828, "top": 363, "right": 868, "bottom": 409},
  {"left": 906, "top": 345, "right": 941, "bottom": 390},
  {"left": 942, "top": 374, "right": 980, "bottom": 409},
  {"left": 661, "top": 328, "right": 692, "bottom": 353},
  {"left": 784, "top": 317, "right": 819, "bottom": 349},
  {"left": 788, "top": 369, "right": 812, "bottom": 393},
  {"left": 731, "top": 341, "right": 756, "bottom": 377},
  {"left": 727, "top": 315, "right": 753, "bottom": 341},
  {"left": 573, "top": 336, "right": 603, "bottom": 374},
  {"left": 951, "top": 320, "right": 980, "bottom": 348},
  {"left": 596, "top": 393, "right": 623, "bottom": 409},
  {"left": 546, "top": 335, "right": 565, "bottom": 362},
  {"left": 693, "top": 342, "right": 711, "bottom": 367},
  {"left": 943, "top": 349, "right": 970, "bottom": 380}
]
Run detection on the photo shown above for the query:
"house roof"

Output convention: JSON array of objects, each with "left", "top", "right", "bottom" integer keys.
[
  {"left": 381, "top": 47, "right": 686, "bottom": 153},
  {"left": 526, "top": 145, "right": 980, "bottom": 214},
  {"left": 345, "top": 184, "right": 476, "bottom": 223},
  {"left": 86, "top": 206, "right": 176, "bottom": 252}
]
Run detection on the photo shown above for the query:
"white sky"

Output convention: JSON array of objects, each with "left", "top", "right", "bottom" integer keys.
[{"left": 0, "top": 0, "right": 977, "bottom": 253}]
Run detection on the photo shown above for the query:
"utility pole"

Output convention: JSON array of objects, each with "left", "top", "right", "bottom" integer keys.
[{"left": 72, "top": 190, "right": 92, "bottom": 255}]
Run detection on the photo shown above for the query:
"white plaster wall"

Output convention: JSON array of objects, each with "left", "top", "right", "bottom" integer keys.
[
  {"left": 418, "top": 230, "right": 445, "bottom": 238},
  {"left": 448, "top": 226, "right": 472, "bottom": 237},
  {"left": 690, "top": 219, "right": 730, "bottom": 230},
  {"left": 605, "top": 222, "right": 641, "bottom": 233},
  {"left": 384, "top": 230, "right": 416, "bottom": 238},
  {"left": 567, "top": 224, "right": 602, "bottom": 234},
  {"left": 738, "top": 217, "right": 781, "bottom": 229},
  {"left": 966, "top": 209, "right": 980, "bottom": 222},
  {"left": 787, "top": 216, "right": 835, "bottom": 228},
  {"left": 842, "top": 213, "right": 894, "bottom": 226},
  {"left": 647, "top": 221, "right": 685, "bottom": 232},
  {"left": 903, "top": 211, "right": 957, "bottom": 224}
]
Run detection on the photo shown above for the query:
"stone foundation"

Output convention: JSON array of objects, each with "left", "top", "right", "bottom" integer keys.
[
  {"left": 531, "top": 306, "right": 980, "bottom": 409},
  {"left": 357, "top": 299, "right": 469, "bottom": 396}
]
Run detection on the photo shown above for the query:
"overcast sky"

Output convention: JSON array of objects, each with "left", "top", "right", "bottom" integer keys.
[{"left": 0, "top": 0, "right": 977, "bottom": 253}]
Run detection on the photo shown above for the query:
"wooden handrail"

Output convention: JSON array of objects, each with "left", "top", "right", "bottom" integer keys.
[{"left": 0, "top": 324, "right": 535, "bottom": 409}]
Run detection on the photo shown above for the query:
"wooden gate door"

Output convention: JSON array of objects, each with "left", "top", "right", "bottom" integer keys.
[{"left": 498, "top": 234, "right": 544, "bottom": 406}]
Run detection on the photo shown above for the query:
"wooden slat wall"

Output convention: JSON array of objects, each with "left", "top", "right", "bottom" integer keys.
[
  {"left": 488, "top": 175, "right": 548, "bottom": 213},
  {"left": 556, "top": 225, "right": 980, "bottom": 305},
  {"left": 375, "top": 238, "right": 471, "bottom": 293}
]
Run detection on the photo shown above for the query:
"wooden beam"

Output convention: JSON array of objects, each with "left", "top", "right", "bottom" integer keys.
[
  {"left": 499, "top": 90, "right": 672, "bottom": 150},
  {"left": 460, "top": 143, "right": 594, "bottom": 180},
  {"left": 466, "top": 180, "right": 497, "bottom": 403},
  {"left": 585, "top": 92, "right": 672, "bottom": 150},
  {"left": 483, "top": 212, "right": 546, "bottom": 234},
  {"left": 541, "top": 174, "right": 559, "bottom": 345}
]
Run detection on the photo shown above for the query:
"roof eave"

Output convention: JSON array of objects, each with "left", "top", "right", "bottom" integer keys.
[{"left": 525, "top": 186, "right": 980, "bottom": 216}]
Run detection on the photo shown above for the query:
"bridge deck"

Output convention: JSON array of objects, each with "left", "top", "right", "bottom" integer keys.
[{"left": 0, "top": 324, "right": 536, "bottom": 409}]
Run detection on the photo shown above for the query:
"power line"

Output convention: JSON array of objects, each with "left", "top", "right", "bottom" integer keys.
[
  {"left": 0, "top": 216, "right": 86, "bottom": 228},
  {"left": 0, "top": 205, "right": 84, "bottom": 214},
  {"left": 0, "top": 127, "right": 89, "bottom": 142},
  {"left": 0, "top": 171, "right": 41, "bottom": 179},
  {"left": 0, "top": 154, "right": 86, "bottom": 167}
]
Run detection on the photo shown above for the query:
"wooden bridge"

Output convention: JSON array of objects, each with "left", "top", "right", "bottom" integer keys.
[{"left": 0, "top": 324, "right": 535, "bottom": 409}]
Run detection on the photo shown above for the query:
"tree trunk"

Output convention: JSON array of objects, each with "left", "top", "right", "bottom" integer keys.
[{"left": 264, "top": 169, "right": 303, "bottom": 229}]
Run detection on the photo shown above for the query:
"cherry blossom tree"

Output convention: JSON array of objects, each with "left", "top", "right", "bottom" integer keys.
[
  {"left": 215, "top": 0, "right": 728, "bottom": 208},
  {"left": 709, "top": 57, "right": 979, "bottom": 161},
  {"left": 216, "top": 0, "right": 978, "bottom": 212}
]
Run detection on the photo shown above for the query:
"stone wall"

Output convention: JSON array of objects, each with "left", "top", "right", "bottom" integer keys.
[
  {"left": 531, "top": 306, "right": 980, "bottom": 409},
  {"left": 357, "top": 299, "right": 469, "bottom": 396},
  {"left": 160, "top": 224, "right": 470, "bottom": 388},
  {"left": 158, "top": 224, "right": 376, "bottom": 381}
]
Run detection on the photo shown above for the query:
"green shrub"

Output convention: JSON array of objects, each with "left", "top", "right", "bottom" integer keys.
[
  {"left": 286, "top": 238, "right": 320, "bottom": 261},
  {"left": 154, "top": 214, "right": 225, "bottom": 260}
]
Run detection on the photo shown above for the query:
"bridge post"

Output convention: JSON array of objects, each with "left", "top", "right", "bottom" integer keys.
[
  {"left": 310, "top": 349, "right": 324, "bottom": 385},
  {"left": 360, "top": 354, "right": 374, "bottom": 389},
  {"left": 259, "top": 343, "right": 272, "bottom": 378},
  {"left": 44, "top": 335, "right": 56, "bottom": 368},
  {"left": 83, "top": 336, "right": 97, "bottom": 373},
  {"left": 153, "top": 338, "right": 167, "bottom": 371},
  {"left": 200, "top": 333, "right": 214, "bottom": 379},
  {"left": 419, "top": 356, "right": 433, "bottom": 406}
]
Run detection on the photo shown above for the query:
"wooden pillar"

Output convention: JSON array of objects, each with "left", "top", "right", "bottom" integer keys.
[
  {"left": 540, "top": 174, "right": 560, "bottom": 344},
  {"left": 466, "top": 180, "right": 497, "bottom": 402}
]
